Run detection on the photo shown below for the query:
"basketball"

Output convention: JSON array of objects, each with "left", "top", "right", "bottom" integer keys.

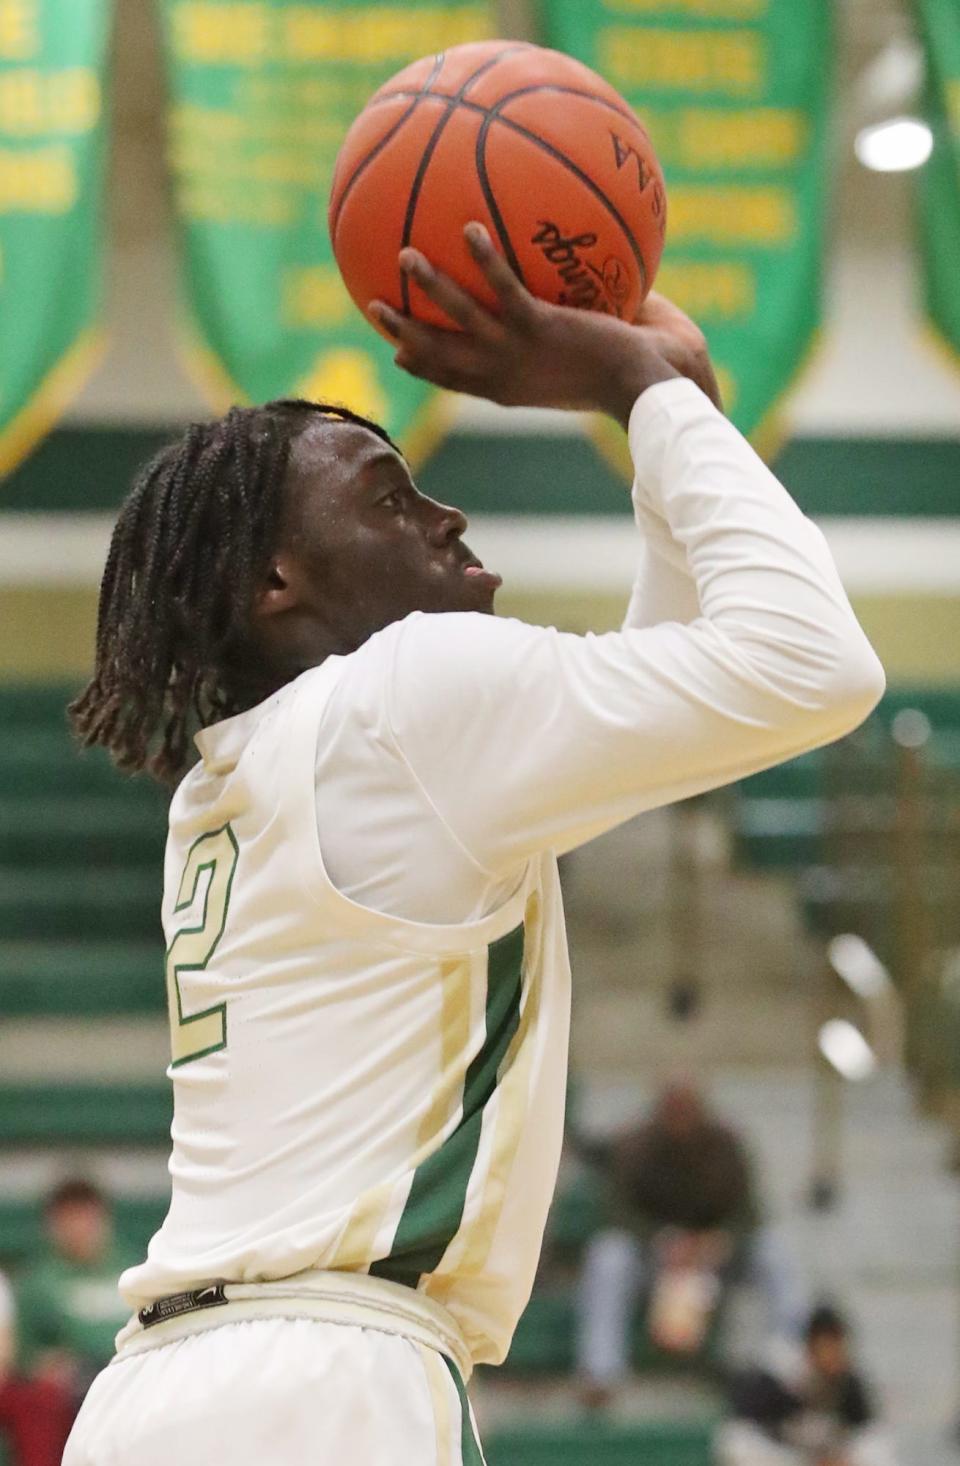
[{"left": 329, "top": 40, "right": 667, "bottom": 332}]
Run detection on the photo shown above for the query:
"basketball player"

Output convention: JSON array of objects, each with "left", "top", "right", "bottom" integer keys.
[{"left": 63, "top": 224, "right": 884, "bottom": 1464}]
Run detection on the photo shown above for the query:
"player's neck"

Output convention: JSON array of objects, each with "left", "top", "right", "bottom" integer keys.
[{"left": 219, "top": 649, "right": 320, "bottom": 715}]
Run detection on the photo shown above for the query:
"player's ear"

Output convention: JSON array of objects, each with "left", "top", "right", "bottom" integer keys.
[{"left": 254, "top": 558, "right": 298, "bottom": 617}]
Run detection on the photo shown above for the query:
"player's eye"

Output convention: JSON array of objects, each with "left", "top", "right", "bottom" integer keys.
[{"left": 380, "top": 489, "right": 404, "bottom": 511}]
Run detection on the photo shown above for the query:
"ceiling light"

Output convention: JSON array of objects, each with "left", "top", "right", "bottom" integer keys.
[
  {"left": 828, "top": 934, "right": 891, "bottom": 999},
  {"left": 819, "top": 1020, "right": 877, "bottom": 1082},
  {"left": 855, "top": 117, "right": 934, "bottom": 173},
  {"left": 891, "top": 707, "right": 932, "bottom": 748},
  {"left": 856, "top": 38, "right": 925, "bottom": 115}
]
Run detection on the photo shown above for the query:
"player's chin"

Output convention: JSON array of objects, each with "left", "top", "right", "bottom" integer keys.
[
  {"left": 429, "top": 567, "right": 501, "bottom": 615},
  {"left": 454, "top": 573, "right": 500, "bottom": 614}
]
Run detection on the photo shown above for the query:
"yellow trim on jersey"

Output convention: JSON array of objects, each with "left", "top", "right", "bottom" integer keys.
[
  {"left": 417, "top": 958, "right": 474, "bottom": 1147},
  {"left": 425, "top": 894, "right": 544, "bottom": 1340},
  {"left": 419, "top": 1343, "right": 455, "bottom": 1466},
  {"left": 329, "top": 955, "right": 474, "bottom": 1270}
]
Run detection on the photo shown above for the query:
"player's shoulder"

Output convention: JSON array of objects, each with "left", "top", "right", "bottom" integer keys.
[
  {"left": 277, "top": 613, "right": 554, "bottom": 749},
  {"left": 315, "top": 611, "right": 551, "bottom": 740},
  {"left": 378, "top": 608, "right": 548, "bottom": 663},
  {"left": 304, "top": 611, "right": 546, "bottom": 696}
]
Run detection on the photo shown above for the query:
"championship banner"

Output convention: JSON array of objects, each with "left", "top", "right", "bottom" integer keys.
[
  {"left": 915, "top": 0, "right": 960, "bottom": 370},
  {"left": 162, "top": 0, "right": 492, "bottom": 454},
  {"left": 540, "top": 0, "right": 833, "bottom": 449},
  {"left": 0, "top": 0, "right": 109, "bottom": 476}
]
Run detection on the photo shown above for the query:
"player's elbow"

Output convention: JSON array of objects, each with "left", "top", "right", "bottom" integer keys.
[
  {"left": 840, "top": 638, "right": 887, "bottom": 726},
  {"left": 791, "top": 629, "right": 886, "bottom": 740},
  {"left": 728, "top": 614, "right": 886, "bottom": 748}
]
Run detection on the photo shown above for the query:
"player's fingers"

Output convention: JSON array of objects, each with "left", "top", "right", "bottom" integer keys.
[
  {"left": 369, "top": 301, "right": 473, "bottom": 388},
  {"left": 368, "top": 300, "right": 445, "bottom": 354},
  {"left": 369, "top": 301, "right": 402, "bottom": 338},
  {"left": 398, "top": 249, "right": 494, "bottom": 336},
  {"left": 464, "top": 223, "right": 534, "bottom": 326}
]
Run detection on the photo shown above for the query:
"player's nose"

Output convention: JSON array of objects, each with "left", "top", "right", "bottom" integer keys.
[{"left": 424, "top": 497, "right": 468, "bottom": 544}]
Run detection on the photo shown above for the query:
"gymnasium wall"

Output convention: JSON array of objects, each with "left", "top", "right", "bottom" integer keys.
[{"left": 1, "top": 0, "right": 958, "bottom": 686}]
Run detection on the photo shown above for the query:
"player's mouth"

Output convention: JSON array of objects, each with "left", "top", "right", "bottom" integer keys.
[{"left": 461, "top": 555, "right": 502, "bottom": 590}]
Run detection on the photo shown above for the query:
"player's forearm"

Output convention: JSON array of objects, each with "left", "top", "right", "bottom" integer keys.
[{"left": 628, "top": 380, "right": 885, "bottom": 738}]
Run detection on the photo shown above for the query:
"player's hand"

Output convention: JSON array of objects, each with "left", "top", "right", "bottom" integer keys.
[
  {"left": 633, "top": 292, "right": 723, "bottom": 412},
  {"left": 368, "top": 223, "right": 720, "bottom": 429}
]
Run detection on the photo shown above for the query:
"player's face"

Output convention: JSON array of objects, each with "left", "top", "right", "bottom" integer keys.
[{"left": 264, "top": 420, "right": 501, "bottom": 659}]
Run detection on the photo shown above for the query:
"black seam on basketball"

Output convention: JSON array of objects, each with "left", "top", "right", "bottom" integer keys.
[
  {"left": 337, "top": 61, "right": 654, "bottom": 308},
  {"left": 371, "top": 55, "right": 446, "bottom": 114},
  {"left": 397, "top": 45, "right": 535, "bottom": 315},
  {"left": 360, "top": 83, "right": 646, "bottom": 138},
  {"left": 474, "top": 82, "right": 643, "bottom": 131},
  {"left": 356, "top": 83, "right": 654, "bottom": 295},
  {"left": 425, "top": 51, "right": 445, "bottom": 92},
  {"left": 329, "top": 53, "right": 446, "bottom": 243},
  {"left": 487, "top": 105, "right": 650, "bottom": 298},
  {"left": 475, "top": 120, "right": 526, "bottom": 285}
]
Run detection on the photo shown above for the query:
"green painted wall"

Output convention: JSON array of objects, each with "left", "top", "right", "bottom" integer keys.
[
  {"left": 1, "top": 424, "right": 959, "bottom": 517},
  {"left": 2, "top": 424, "right": 956, "bottom": 683}
]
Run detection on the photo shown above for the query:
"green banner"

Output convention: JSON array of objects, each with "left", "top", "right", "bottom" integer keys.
[
  {"left": 0, "top": 0, "right": 109, "bottom": 476},
  {"left": 162, "top": 0, "right": 492, "bottom": 456},
  {"left": 916, "top": 0, "right": 960, "bottom": 371},
  {"left": 540, "top": 0, "right": 833, "bottom": 448}
]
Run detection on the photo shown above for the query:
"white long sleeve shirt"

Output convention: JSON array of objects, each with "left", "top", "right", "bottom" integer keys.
[
  {"left": 317, "top": 378, "right": 885, "bottom": 922},
  {"left": 122, "top": 379, "right": 883, "bottom": 1368}
]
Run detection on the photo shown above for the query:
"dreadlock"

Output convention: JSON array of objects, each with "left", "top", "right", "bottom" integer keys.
[{"left": 68, "top": 399, "right": 397, "bottom": 787}]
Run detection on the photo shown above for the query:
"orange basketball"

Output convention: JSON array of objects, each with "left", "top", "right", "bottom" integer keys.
[{"left": 329, "top": 40, "right": 667, "bottom": 332}]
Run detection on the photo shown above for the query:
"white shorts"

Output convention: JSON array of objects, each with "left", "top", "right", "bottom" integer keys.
[{"left": 63, "top": 1315, "right": 485, "bottom": 1466}]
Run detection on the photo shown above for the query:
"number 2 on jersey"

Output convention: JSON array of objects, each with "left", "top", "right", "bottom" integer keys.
[{"left": 165, "top": 825, "right": 239, "bottom": 1068}]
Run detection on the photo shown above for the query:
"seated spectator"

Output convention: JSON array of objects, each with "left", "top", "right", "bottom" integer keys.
[
  {"left": 0, "top": 1267, "right": 73, "bottom": 1466},
  {"left": 15, "top": 1179, "right": 139, "bottom": 1411},
  {"left": 716, "top": 1305, "right": 897, "bottom": 1466},
  {"left": 576, "top": 1080, "right": 806, "bottom": 1400}
]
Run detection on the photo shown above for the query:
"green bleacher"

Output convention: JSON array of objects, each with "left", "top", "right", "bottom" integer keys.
[
  {"left": 733, "top": 689, "right": 960, "bottom": 868},
  {"left": 484, "top": 1420, "right": 714, "bottom": 1466},
  {"left": 0, "top": 685, "right": 172, "bottom": 1263},
  {"left": 731, "top": 690, "right": 960, "bottom": 963},
  {"left": 0, "top": 941, "right": 161, "bottom": 1017},
  {"left": 0, "top": 1195, "right": 167, "bottom": 1267},
  {"left": 0, "top": 683, "right": 167, "bottom": 1018},
  {"left": 0, "top": 1083, "right": 171, "bottom": 1147}
]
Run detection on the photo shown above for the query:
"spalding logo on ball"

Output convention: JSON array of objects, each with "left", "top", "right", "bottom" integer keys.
[{"left": 329, "top": 40, "right": 667, "bottom": 332}]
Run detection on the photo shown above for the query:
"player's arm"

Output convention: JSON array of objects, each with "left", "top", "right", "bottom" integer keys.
[
  {"left": 618, "top": 292, "right": 717, "bottom": 631},
  {"left": 374, "top": 231, "right": 885, "bottom": 872}
]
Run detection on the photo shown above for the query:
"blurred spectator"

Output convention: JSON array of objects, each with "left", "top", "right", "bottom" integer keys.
[
  {"left": 716, "top": 1305, "right": 897, "bottom": 1466},
  {"left": 15, "top": 1179, "right": 138, "bottom": 1410},
  {"left": 0, "top": 1267, "right": 73, "bottom": 1466},
  {"left": 576, "top": 1081, "right": 806, "bottom": 1398}
]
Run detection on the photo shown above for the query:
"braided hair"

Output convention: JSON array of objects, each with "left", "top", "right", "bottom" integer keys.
[{"left": 69, "top": 399, "right": 397, "bottom": 786}]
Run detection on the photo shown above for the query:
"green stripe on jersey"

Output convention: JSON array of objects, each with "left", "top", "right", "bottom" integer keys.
[
  {"left": 443, "top": 1355, "right": 486, "bottom": 1466},
  {"left": 370, "top": 922, "right": 525, "bottom": 1286}
]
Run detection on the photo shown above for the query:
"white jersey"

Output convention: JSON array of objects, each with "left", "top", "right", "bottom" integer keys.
[{"left": 120, "top": 381, "right": 884, "bottom": 1367}]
